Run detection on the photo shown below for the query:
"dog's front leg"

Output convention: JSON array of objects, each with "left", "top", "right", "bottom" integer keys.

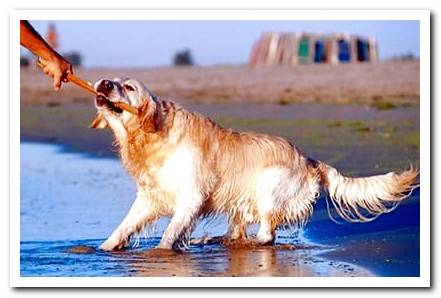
[
  {"left": 100, "top": 193, "right": 158, "bottom": 251},
  {"left": 157, "top": 193, "right": 203, "bottom": 250}
]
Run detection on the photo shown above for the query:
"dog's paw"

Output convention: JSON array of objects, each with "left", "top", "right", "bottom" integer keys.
[
  {"left": 254, "top": 233, "right": 275, "bottom": 246},
  {"left": 156, "top": 241, "right": 174, "bottom": 250},
  {"left": 99, "top": 239, "right": 126, "bottom": 251},
  {"left": 98, "top": 242, "right": 117, "bottom": 251},
  {"left": 190, "top": 236, "right": 224, "bottom": 245}
]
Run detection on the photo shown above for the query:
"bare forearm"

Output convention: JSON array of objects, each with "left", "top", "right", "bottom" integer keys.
[{"left": 20, "top": 20, "right": 59, "bottom": 61}]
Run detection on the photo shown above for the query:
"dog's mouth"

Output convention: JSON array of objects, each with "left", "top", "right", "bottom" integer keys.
[{"left": 96, "top": 94, "right": 123, "bottom": 114}]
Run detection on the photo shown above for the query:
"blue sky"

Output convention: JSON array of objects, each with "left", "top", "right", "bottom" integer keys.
[{"left": 23, "top": 20, "right": 420, "bottom": 68}]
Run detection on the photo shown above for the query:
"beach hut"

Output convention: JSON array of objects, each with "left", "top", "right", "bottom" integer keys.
[
  {"left": 288, "top": 34, "right": 300, "bottom": 65},
  {"left": 337, "top": 38, "right": 351, "bottom": 62},
  {"left": 325, "top": 36, "right": 338, "bottom": 65},
  {"left": 356, "top": 38, "right": 370, "bottom": 62},
  {"left": 314, "top": 39, "right": 326, "bottom": 63},
  {"left": 248, "top": 32, "right": 378, "bottom": 66},
  {"left": 274, "top": 33, "right": 287, "bottom": 65},
  {"left": 368, "top": 37, "right": 378, "bottom": 63},
  {"left": 265, "top": 33, "right": 280, "bottom": 66},
  {"left": 275, "top": 33, "right": 295, "bottom": 65},
  {"left": 249, "top": 32, "right": 274, "bottom": 67},
  {"left": 298, "top": 36, "right": 310, "bottom": 64}
]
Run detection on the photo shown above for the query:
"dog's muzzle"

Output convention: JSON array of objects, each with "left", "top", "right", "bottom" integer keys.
[{"left": 97, "top": 79, "right": 114, "bottom": 96}]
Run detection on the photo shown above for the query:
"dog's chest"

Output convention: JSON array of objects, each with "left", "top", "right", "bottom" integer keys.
[{"left": 155, "top": 143, "right": 197, "bottom": 191}]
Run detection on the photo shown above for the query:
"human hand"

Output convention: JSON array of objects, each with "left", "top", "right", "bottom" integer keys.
[{"left": 38, "top": 55, "right": 73, "bottom": 91}]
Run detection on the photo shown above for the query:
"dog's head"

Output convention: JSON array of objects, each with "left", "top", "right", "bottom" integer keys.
[{"left": 91, "top": 78, "right": 162, "bottom": 133}]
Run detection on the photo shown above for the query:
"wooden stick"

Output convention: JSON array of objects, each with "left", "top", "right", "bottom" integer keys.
[
  {"left": 37, "top": 60, "right": 138, "bottom": 115},
  {"left": 112, "top": 101, "right": 139, "bottom": 115}
]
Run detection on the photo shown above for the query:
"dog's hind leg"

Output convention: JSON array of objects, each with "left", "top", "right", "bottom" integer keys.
[
  {"left": 227, "top": 224, "right": 247, "bottom": 240},
  {"left": 99, "top": 193, "right": 158, "bottom": 251},
  {"left": 254, "top": 167, "right": 290, "bottom": 245},
  {"left": 227, "top": 216, "right": 247, "bottom": 240},
  {"left": 255, "top": 213, "right": 277, "bottom": 245}
]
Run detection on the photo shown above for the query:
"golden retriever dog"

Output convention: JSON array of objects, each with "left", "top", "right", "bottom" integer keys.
[{"left": 92, "top": 78, "right": 418, "bottom": 251}]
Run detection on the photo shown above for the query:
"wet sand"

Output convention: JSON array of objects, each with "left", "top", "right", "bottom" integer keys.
[{"left": 21, "top": 102, "right": 419, "bottom": 175}]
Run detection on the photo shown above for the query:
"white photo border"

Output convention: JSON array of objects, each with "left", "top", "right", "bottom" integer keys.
[{"left": 9, "top": 9, "right": 431, "bottom": 288}]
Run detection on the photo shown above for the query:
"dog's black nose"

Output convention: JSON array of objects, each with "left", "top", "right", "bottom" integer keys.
[{"left": 97, "top": 80, "right": 114, "bottom": 94}]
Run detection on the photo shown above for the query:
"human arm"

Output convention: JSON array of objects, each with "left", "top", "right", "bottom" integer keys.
[{"left": 20, "top": 20, "right": 73, "bottom": 91}]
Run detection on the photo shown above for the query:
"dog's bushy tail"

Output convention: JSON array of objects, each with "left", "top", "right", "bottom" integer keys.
[{"left": 317, "top": 162, "right": 419, "bottom": 222}]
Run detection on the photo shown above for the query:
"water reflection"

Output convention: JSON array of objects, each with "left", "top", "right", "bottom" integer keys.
[{"left": 114, "top": 241, "right": 365, "bottom": 277}]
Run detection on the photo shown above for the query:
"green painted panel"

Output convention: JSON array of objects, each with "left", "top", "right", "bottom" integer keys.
[{"left": 298, "top": 39, "right": 309, "bottom": 57}]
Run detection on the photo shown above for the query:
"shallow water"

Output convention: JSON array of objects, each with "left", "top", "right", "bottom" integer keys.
[
  {"left": 20, "top": 142, "right": 420, "bottom": 277},
  {"left": 21, "top": 237, "right": 374, "bottom": 277}
]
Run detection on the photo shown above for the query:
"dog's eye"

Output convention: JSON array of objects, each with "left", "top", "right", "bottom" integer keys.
[{"left": 124, "top": 84, "right": 135, "bottom": 92}]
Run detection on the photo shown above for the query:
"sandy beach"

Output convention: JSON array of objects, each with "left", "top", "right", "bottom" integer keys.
[{"left": 21, "top": 60, "right": 419, "bottom": 105}]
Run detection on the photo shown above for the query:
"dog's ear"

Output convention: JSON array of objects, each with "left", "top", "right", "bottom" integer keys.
[
  {"left": 89, "top": 113, "right": 108, "bottom": 129},
  {"left": 139, "top": 99, "right": 163, "bottom": 133}
]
